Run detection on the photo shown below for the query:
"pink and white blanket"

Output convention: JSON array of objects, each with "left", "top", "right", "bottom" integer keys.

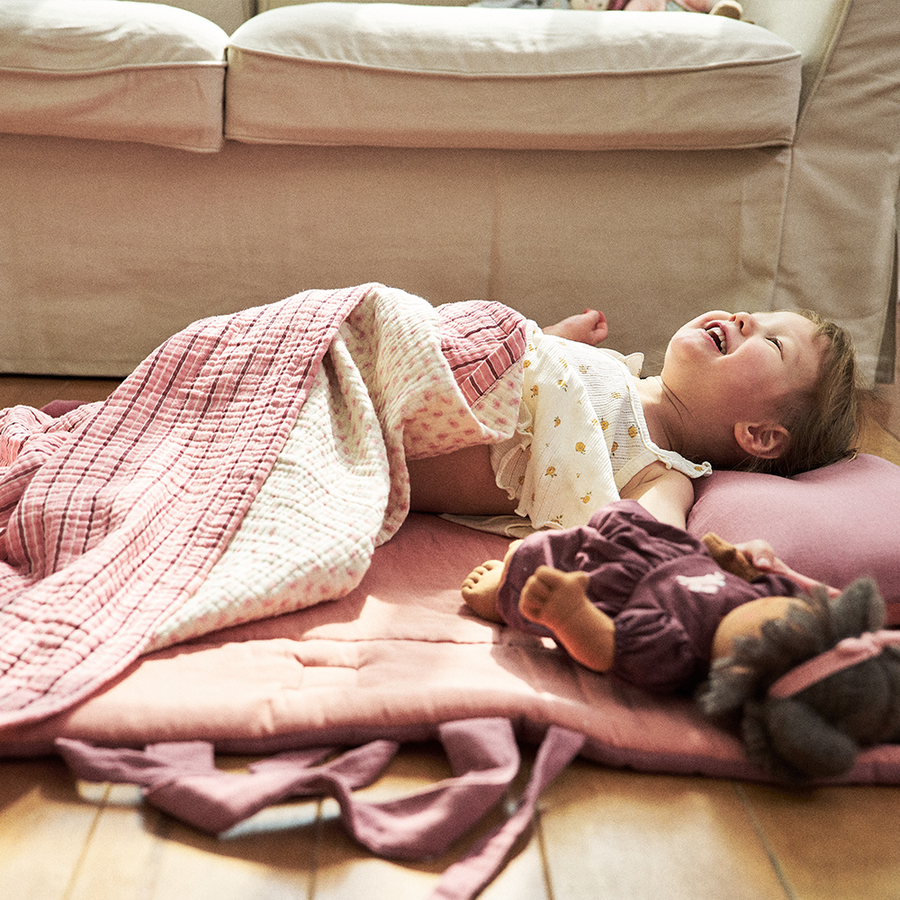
[{"left": 0, "top": 284, "right": 526, "bottom": 729}]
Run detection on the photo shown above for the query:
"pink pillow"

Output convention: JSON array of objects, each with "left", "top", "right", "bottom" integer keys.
[{"left": 686, "top": 454, "right": 900, "bottom": 625}]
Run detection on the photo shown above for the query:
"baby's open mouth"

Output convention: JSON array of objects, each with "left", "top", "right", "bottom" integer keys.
[{"left": 706, "top": 325, "right": 726, "bottom": 354}]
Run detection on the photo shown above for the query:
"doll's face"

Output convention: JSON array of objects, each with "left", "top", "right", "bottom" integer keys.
[{"left": 711, "top": 596, "right": 809, "bottom": 661}]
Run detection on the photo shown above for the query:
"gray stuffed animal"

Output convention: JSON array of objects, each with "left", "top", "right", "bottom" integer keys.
[{"left": 697, "top": 578, "right": 900, "bottom": 783}]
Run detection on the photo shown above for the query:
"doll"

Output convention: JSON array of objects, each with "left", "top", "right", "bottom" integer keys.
[
  {"left": 462, "top": 499, "right": 900, "bottom": 782},
  {"left": 699, "top": 578, "right": 900, "bottom": 783},
  {"left": 460, "top": 499, "right": 817, "bottom": 694}
]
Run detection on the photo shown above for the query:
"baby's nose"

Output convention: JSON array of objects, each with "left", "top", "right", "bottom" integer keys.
[{"left": 731, "top": 311, "right": 754, "bottom": 333}]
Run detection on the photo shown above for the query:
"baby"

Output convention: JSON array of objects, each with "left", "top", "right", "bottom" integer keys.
[{"left": 409, "top": 305, "right": 859, "bottom": 535}]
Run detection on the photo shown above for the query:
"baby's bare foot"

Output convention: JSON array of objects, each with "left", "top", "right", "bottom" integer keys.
[{"left": 544, "top": 309, "right": 608, "bottom": 346}]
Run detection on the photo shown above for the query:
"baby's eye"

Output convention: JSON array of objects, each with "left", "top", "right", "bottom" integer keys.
[{"left": 768, "top": 336, "right": 783, "bottom": 356}]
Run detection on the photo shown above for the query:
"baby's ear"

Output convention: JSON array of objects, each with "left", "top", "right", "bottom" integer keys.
[{"left": 734, "top": 422, "right": 790, "bottom": 460}]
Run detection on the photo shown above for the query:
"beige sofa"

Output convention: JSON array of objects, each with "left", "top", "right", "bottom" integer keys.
[{"left": 0, "top": 0, "right": 897, "bottom": 385}]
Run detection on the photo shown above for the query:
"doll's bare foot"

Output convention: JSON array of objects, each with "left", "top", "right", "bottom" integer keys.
[
  {"left": 544, "top": 309, "right": 608, "bottom": 346},
  {"left": 461, "top": 559, "right": 506, "bottom": 621},
  {"left": 518, "top": 566, "right": 593, "bottom": 629},
  {"left": 518, "top": 566, "right": 615, "bottom": 673},
  {"left": 461, "top": 540, "right": 523, "bottom": 622}
]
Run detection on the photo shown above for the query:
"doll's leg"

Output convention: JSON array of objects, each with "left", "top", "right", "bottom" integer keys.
[
  {"left": 518, "top": 567, "right": 616, "bottom": 673},
  {"left": 461, "top": 540, "right": 523, "bottom": 622}
]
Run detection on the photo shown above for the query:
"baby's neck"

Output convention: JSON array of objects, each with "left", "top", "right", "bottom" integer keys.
[
  {"left": 637, "top": 375, "right": 739, "bottom": 469},
  {"left": 636, "top": 376, "right": 680, "bottom": 454}
]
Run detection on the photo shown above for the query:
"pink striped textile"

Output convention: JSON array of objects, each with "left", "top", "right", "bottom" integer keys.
[
  {"left": 437, "top": 300, "right": 528, "bottom": 409},
  {"left": 0, "top": 286, "right": 527, "bottom": 731},
  {"left": 0, "top": 286, "right": 370, "bottom": 727}
]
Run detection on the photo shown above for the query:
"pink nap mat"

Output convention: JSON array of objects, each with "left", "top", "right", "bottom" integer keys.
[{"left": 5, "top": 511, "right": 900, "bottom": 778}]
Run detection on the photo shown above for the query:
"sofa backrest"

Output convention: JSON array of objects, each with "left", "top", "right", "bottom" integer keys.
[{"left": 138, "top": 0, "right": 255, "bottom": 34}]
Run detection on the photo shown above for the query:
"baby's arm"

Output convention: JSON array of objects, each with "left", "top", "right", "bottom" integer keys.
[
  {"left": 543, "top": 309, "right": 608, "bottom": 346},
  {"left": 621, "top": 463, "right": 694, "bottom": 530},
  {"left": 518, "top": 566, "right": 616, "bottom": 673}
]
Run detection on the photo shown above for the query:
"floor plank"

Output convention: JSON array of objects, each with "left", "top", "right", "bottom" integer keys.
[
  {"left": 65, "top": 781, "right": 319, "bottom": 900},
  {"left": 538, "top": 763, "right": 791, "bottom": 900},
  {"left": 0, "top": 759, "right": 104, "bottom": 900},
  {"left": 739, "top": 783, "right": 900, "bottom": 900}
]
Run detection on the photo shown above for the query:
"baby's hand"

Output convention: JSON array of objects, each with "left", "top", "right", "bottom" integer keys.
[
  {"left": 734, "top": 539, "right": 840, "bottom": 598},
  {"left": 543, "top": 309, "right": 608, "bottom": 346},
  {"left": 733, "top": 538, "right": 776, "bottom": 572}
]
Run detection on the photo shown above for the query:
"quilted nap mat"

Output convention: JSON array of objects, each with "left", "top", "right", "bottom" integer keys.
[{"left": 3, "top": 509, "right": 900, "bottom": 780}]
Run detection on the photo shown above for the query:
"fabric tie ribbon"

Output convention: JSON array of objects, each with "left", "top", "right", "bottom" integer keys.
[{"left": 57, "top": 717, "right": 585, "bottom": 900}]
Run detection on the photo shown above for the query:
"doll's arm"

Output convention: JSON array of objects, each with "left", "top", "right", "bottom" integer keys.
[
  {"left": 702, "top": 533, "right": 765, "bottom": 580},
  {"left": 703, "top": 533, "right": 840, "bottom": 597}
]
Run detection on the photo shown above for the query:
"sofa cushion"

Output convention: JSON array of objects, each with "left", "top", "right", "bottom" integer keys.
[
  {"left": 226, "top": 3, "right": 802, "bottom": 151},
  {"left": 0, "top": 0, "right": 228, "bottom": 152}
]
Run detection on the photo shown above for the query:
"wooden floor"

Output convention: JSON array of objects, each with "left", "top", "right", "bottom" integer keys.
[{"left": 1, "top": 363, "right": 900, "bottom": 900}]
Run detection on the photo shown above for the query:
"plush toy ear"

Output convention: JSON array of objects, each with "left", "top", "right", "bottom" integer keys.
[
  {"left": 757, "top": 697, "right": 859, "bottom": 780},
  {"left": 734, "top": 422, "right": 790, "bottom": 460}
]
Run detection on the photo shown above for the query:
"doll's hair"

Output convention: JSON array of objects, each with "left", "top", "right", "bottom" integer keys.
[
  {"left": 697, "top": 579, "right": 900, "bottom": 783},
  {"left": 744, "top": 309, "right": 860, "bottom": 478}
]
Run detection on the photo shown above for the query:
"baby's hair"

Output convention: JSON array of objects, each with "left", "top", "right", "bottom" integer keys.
[
  {"left": 697, "top": 579, "right": 900, "bottom": 783},
  {"left": 745, "top": 309, "right": 859, "bottom": 478}
]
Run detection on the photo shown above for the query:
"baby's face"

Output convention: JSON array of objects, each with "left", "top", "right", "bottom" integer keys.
[{"left": 662, "top": 310, "right": 823, "bottom": 430}]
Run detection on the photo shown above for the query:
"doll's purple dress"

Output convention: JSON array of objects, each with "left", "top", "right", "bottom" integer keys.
[{"left": 496, "top": 500, "right": 805, "bottom": 692}]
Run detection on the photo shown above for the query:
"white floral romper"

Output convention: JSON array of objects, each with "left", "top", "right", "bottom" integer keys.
[{"left": 490, "top": 323, "right": 711, "bottom": 530}]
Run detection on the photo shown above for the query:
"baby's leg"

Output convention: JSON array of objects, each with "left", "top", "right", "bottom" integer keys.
[
  {"left": 408, "top": 444, "right": 519, "bottom": 515},
  {"left": 519, "top": 567, "right": 615, "bottom": 673},
  {"left": 543, "top": 309, "right": 608, "bottom": 346},
  {"left": 461, "top": 540, "right": 523, "bottom": 622}
]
